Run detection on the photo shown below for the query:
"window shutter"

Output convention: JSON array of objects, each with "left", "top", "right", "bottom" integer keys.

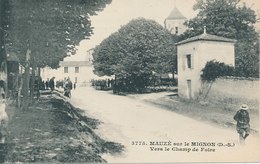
[{"left": 191, "top": 54, "right": 194, "bottom": 69}]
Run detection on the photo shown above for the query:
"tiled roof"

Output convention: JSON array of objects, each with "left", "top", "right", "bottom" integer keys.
[
  {"left": 175, "top": 32, "right": 236, "bottom": 46},
  {"left": 165, "top": 7, "right": 186, "bottom": 20},
  {"left": 60, "top": 61, "right": 92, "bottom": 67}
]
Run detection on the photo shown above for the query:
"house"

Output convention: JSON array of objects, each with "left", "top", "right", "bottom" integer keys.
[
  {"left": 176, "top": 28, "right": 236, "bottom": 99},
  {"left": 59, "top": 60, "right": 92, "bottom": 85},
  {"left": 164, "top": 6, "right": 187, "bottom": 35},
  {"left": 41, "top": 49, "right": 96, "bottom": 86}
]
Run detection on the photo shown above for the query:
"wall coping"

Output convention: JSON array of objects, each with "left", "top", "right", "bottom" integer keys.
[{"left": 218, "top": 76, "right": 259, "bottom": 81}]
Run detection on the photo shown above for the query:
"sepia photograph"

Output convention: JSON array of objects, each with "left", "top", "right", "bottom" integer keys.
[{"left": 0, "top": 0, "right": 259, "bottom": 163}]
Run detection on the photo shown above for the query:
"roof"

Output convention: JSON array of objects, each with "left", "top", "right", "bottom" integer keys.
[
  {"left": 165, "top": 7, "right": 186, "bottom": 20},
  {"left": 60, "top": 61, "right": 92, "bottom": 67},
  {"left": 175, "top": 32, "right": 236, "bottom": 46}
]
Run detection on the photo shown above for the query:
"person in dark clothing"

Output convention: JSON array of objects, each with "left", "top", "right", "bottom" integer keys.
[
  {"left": 45, "top": 79, "right": 49, "bottom": 90},
  {"left": 41, "top": 80, "right": 45, "bottom": 90},
  {"left": 73, "top": 82, "right": 76, "bottom": 90},
  {"left": 233, "top": 104, "right": 250, "bottom": 144},
  {"left": 64, "top": 78, "right": 72, "bottom": 98},
  {"left": 49, "top": 77, "right": 55, "bottom": 91}
]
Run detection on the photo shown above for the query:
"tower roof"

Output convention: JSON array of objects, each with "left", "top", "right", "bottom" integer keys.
[
  {"left": 175, "top": 32, "right": 236, "bottom": 46},
  {"left": 165, "top": 6, "right": 186, "bottom": 20}
]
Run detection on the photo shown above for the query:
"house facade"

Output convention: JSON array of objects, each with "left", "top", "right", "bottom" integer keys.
[
  {"left": 176, "top": 30, "right": 236, "bottom": 99},
  {"left": 41, "top": 49, "right": 95, "bottom": 86},
  {"left": 59, "top": 60, "right": 92, "bottom": 85}
]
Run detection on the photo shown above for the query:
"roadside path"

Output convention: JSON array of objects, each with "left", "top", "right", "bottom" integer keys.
[
  {"left": 70, "top": 86, "right": 259, "bottom": 163},
  {"left": 2, "top": 94, "right": 122, "bottom": 163}
]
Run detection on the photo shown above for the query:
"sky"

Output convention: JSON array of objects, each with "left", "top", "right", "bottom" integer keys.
[{"left": 73, "top": 0, "right": 260, "bottom": 58}]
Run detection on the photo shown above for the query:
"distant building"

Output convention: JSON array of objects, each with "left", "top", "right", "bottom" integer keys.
[
  {"left": 59, "top": 60, "right": 92, "bottom": 85},
  {"left": 41, "top": 49, "right": 95, "bottom": 86},
  {"left": 86, "top": 48, "right": 94, "bottom": 63},
  {"left": 164, "top": 6, "right": 187, "bottom": 35},
  {"left": 176, "top": 28, "right": 236, "bottom": 99}
]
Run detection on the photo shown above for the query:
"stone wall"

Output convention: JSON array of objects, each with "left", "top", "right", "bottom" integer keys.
[{"left": 199, "top": 76, "right": 259, "bottom": 111}]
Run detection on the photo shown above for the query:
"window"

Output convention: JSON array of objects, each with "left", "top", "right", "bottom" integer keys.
[
  {"left": 75, "top": 77, "right": 77, "bottom": 83},
  {"left": 75, "top": 67, "right": 79, "bottom": 73},
  {"left": 64, "top": 67, "right": 68, "bottom": 73},
  {"left": 175, "top": 26, "right": 178, "bottom": 34},
  {"left": 186, "top": 54, "right": 192, "bottom": 69}
]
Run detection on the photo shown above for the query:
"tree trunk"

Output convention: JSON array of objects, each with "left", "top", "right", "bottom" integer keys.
[
  {"left": 37, "top": 67, "right": 41, "bottom": 99},
  {"left": 22, "top": 48, "right": 31, "bottom": 110},
  {"left": 30, "top": 63, "right": 36, "bottom": 99},
  {"left": 4, "top": 61, "right": 8, "bottom": 98},
  {"left": 17, "top": 73, "right": 23, "bottom": 109},
  {"left": 172, "top": 71, "right": 176, "bottom": 86},
  {"left": 17, "top": 65, "right": 23, "bottom": 109}
]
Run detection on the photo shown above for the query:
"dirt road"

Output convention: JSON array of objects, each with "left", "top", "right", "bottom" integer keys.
[{"left": 70, "top": 86, "right": 259, "bottom": 163}]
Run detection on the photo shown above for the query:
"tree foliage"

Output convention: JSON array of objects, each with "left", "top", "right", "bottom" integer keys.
[
  {"left": 5, "top": 0, "right": 111, "bottom": 68},
  {"left": 181, "top": 0, "right": 259, "bottom": 77},
  {"left": 0, "top": 0, "right": 9, "bottom": 62},
  {"left": 1, "top": 0, "right": 111, "bottom": 108},
  {"left": 93, "top": 18, "right": 177, "bottom": 92}
]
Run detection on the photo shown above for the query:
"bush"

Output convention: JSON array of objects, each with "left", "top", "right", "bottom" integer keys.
[{"left": 201, "top": 60, "right": 234, "bottom": 82}]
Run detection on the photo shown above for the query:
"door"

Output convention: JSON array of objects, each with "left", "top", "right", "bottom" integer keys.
[{"left": 187, "top": 80, "right": 192, "bottom": 99}]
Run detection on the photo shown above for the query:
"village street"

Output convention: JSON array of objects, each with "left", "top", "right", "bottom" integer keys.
[{"left": 69, "top": 85, "right": 259, "bottom": 163}]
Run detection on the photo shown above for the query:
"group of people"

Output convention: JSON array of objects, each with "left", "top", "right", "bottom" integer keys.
[
  {"left": 36, "top": 77, "right": 55, "bottom": 91},
  {"left": 91, "top": 78, "right": 114, "bottom": 89},
  {"left": 43, "top": 77, "right": 75, "bottom": 98}
]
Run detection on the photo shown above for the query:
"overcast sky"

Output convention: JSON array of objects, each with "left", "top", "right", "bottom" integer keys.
[{"left": 74, "top": 0, "right": 260, "bottom": 57}]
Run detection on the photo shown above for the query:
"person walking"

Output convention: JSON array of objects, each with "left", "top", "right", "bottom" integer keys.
[
  {"left": 45, "top": 79, "right": 49, "bottom": 90},
  {"left": 233, "top": 104, "right": 250, "bottom": 144},
  {"left": 49, "top": 77, "right": 55, "bottom": 92},
  {"left": 64, "top": 77, "right": 72, "bottom": 98},
  {"left": 73, "top": 82, "right": 76, "bottom": 90}
]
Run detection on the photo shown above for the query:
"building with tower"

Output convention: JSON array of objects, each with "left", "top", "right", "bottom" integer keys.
[
  {"left": 176, "top": 28, "right": 236, "bottom": 99},
  {"left": 164, "top": 5, "right": 187, "bottom": 35}
]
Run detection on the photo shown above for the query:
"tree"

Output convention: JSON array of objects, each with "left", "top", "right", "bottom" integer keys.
[
  {"left": 4, "top": 0, "right": 111, "bottom": 108},
  {"left": 6, "top": 0, "right": 112, "bottom": 68},
  {"left": 0, "top": 0, "right": 10, "bottom": 98},
  {"left": 180, "top": 0, "right": 259, "bottom": 77},
  {"left": 93, "top": 18, "right": 177, "bottom": 92}
]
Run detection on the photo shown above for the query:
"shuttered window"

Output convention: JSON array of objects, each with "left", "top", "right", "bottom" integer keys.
[
  {"left": 186, "top": 54, "right": 193, "bottom": 69},
  {"left": 64, "top": 67, "right": 68, "bottom": 73},
  {"left": 175, "top": 27, "right": 178, "bottom": 34},
  {"left": 75, "top": 67, "right": 79, "bottom": 73},
  {"left": 187, "top": 54, "right": 191, "bottom": 68}
]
